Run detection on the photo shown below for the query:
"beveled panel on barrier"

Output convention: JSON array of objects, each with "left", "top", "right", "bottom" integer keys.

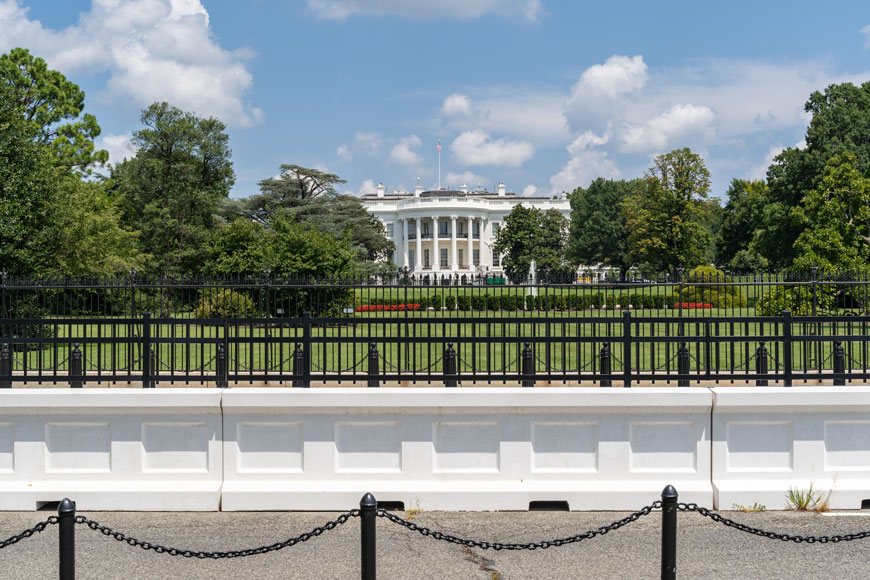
[
  {"left": 237, "top": 422, "right": 303, "bottom": 473},
  {"left": 531, "top": 422, "right": 597, "bottom": 473},
  {"left": 45, "top": 423, "right": 111, "bottom": 473},
  {"left": 142, "top": 422, "right": 209, "bottom": 473},
  {"left": 725, "top": 421, "right": 793, "bottom": 472}
]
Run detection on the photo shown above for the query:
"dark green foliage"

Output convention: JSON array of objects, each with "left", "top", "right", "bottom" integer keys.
[
  {"left": 430, "top": 294, "right": 443, "bottom": 309},
  {"left": 525, "top": 295, "right": 536, "bottom": 310},
  {"left": 494, "top": 205, "right": 570, "bottom": 281},
  {"left": 716, "top": 179, "right": 769, "bottom": 270},
  {"left": 444, "top": 295, "right": 456, "bottom": 310},
  {"left": 471, "top": 295, "right": 487, "bottom": 310},
  {"left": 457, "top": 295, "right": 471, "bottom": 310},
  {"left": 194, "top": 289, "right": 258, "bottom": 318},
  {"left": 680, "top": 266, "right": 747, "bottom": 307}
]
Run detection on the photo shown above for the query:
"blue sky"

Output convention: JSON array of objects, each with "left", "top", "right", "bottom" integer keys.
[{"left": 2, "top": 1, "right": 870, "bottom": 200}]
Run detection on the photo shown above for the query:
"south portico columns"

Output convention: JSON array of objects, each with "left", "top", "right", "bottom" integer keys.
[
  {"left": 450, "top": 215, "right": 458, "bottom": 273},
  {"left": 402, "top": 218, "right": 409, "bottom": 268},
  {"left": 415, "top": 217, "right": 422, "bottom": 274},
  {"left": 432, "top": 216, "right": 439, "bottom": 272}
]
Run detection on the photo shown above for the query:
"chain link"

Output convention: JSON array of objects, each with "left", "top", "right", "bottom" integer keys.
[
  {"left": 377, "top": 502, "right": 661, "bottom": 551},
  {"left": 74, "top": 510, "right": 359, "bottom": 558},
  {"left": 0, "top": 517, "right": 58, "bottom": 550},
  {"left": 678, "top": 503, "right": 870, "bottom": 543}
]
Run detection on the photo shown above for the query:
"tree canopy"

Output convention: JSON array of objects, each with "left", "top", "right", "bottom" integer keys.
[{"left": 494, "top": 205, "right": 570, "bottom": 281}]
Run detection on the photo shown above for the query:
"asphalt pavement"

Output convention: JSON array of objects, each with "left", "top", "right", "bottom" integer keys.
[{"left": 0, "top": 508, "right": 869, "bottom": 579}]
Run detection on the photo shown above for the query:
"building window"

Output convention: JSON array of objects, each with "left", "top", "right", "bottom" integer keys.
[
  {"left": 439, "top": 220, "right": 448, "bottom": 237},
  {"left": 440, "top": 248, "right": 448, "bottom": 267},
  {"left": 386, "top": 223, "right": 393, "bottom": 238},
  {"left": 492, "top": 222, "right": 500, "bottom": 239},
  {"left": 458, "top": 249, "right": 464, "bottom": 267},
  {"left": 458, "top": 223, "right": 465, "bottom": 237},
  {"left": 492, "top": 249, "right": 500, "bottom": 267},
  {"left": 473, "top": 222, "right": 480, "bottom": 237},
  {"left": 473, "top": 249, "right": 480, "bottom": 266},
  {"left": 409, "top": 250, "right": 416, "bottom": 270},
  {"left": 424, "top": 249, "right": 430, "bottom": 268},
  {"left": 422, "top": 222, "right": 430, "bottom": 237},
  {"left": 409, "top": 222, "right": 416, "bottom": 237}
]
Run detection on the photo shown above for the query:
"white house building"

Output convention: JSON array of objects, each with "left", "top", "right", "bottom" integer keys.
[{"left": 361, "top": 181, "right": 571, "bottom": 278}]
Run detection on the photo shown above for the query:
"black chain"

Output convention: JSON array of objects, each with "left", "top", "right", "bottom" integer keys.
[
  {"left": 678, "top": 503, "right": 870, "bottom": 543},
  {"left": 0, "top": 517, "right": 58, "bottom": 550},
  {"left": 74, "top": 510, "right": 359, "bottom": 558},
  {"left": 377, "top": 502, "right": 661, "bottom": 551}
]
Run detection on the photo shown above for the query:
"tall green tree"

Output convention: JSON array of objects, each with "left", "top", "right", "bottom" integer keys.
[
  {"left": 0, "top": 82, "right": 58, "bottom": 275},
  {"left": 566, "top": 178, "right": 639, "bottom": 274},
  {"left": 792, "top": 152, "right": 870, "bottom": 273},
  {"left": 763, "top": 82, "right": 870, "bottom": 269},
  {"left": 494, "top": 206, "right": 570, "bottom": 281},
  {"left": 0, "top": 48, "right": 107, "bottom": 171},
  {"left": 113, "top": 102, "right": 234, "bottom": 277},
  {"left": 716, "top": 179, "right": 769, "bottom": 270},
  {"left": 624, "top": 148, "right": 713, "bottom": 275},
  {"left": 243, "top": 165, "right": 348, "bottom": 223}
]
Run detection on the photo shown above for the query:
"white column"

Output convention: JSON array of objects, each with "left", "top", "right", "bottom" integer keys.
[
  {"left": 415, "top": 217, "right": 422, "bottom": 273},
  {"left": 450, "top": 216, "right": 458, "bottom": 272},
  {"left": 432, "top": 216, "right": 439, "bottom": 271},
  {"left": 467, "top": 216, "right": 473, "bottom": 271},
  {"left": 402, "top": 218, "right": 409, "bottom": 268}
]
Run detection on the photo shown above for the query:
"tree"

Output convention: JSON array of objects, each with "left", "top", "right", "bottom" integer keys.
[
  {"left": 716, "top": 179, "right": 769, "bottom": 270},
  {"left": 566, "top": 178, "right": 639, "bottom": 274},
  {"left": 0, "top": 48, "right": 107, "bottom": 171},
  {"left": 244, "top": 165, "right": 347, "bottom": 223},
  {"left": 0, "top": 82, "right": 58, "bottom": 275},
  {"left": 113, "top": 102, "right": 234, "bottom": 277},
  {"left": 792, "top": 152, "right": 870, "bottom": 273},
  {"left": 494, "top": 205, "right": 570, "bottom": 281},
  {"left": 763, "top": 82, "right": 870, "bottom": 269},
  {"left": 624, "top": 148, "right": 713, "bottom": 275}
]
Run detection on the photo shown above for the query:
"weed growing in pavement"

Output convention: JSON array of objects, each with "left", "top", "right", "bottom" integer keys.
[
  {"left": 786, "top": 483, "right": 832, "bottom": 512},
  {"left": 732, "top": 502, "right": 766, "bottom": 512}
]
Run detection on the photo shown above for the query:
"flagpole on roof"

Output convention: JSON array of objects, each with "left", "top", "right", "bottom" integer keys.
[{"left": 437, "top": 139, "right": 441, "bottom": 190}]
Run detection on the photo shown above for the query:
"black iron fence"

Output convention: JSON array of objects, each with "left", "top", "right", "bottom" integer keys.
[
  {"left": 2, "top": 487, "right": 868, "bottom": 580},
  {"left": 1, "top": 310, "right": 870, "bottom": 387}
]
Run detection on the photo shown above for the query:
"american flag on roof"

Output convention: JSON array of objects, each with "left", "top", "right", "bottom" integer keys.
[{"left": 436, "top": 140, "right": 441, "bottom": 151}]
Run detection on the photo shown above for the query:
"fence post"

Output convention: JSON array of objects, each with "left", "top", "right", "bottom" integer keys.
[
  {"left": 142, "top": 312, "right": 151, "bottom": 389},
  {"left": 1, "top": 343, "right": 11, "bottom": 389},
  {"left": 833, "top": 341, "right": 845, "bottom": 386},
  {"left": 302, "top": 311, "right": 312, "bottom": 388},
  {"left": 216, "top": 343, "right": 227, "bottom": 388},
  {"left": 444, "top": 343, "right": 457, "bottom": 388},
  {"left": 677, "top": 342, "right": 689, "bottom": 387},
  {"left": 661, "top": 485, "right": 678, "bottom": 580},
  {"left": 292, "top": 343, "right": 307, "bottom": 388},
  {"left": 368, "top": 343, "right": 379, "bottom": 388},
  {"left": 623, "top": 311, "right": 632, "bottom": 388},
  {"left": 782, "top": 310, "right": 792, "bottom": 387},
  {"left": 70, "top": 344, "right": 83, "bottom": 389},
  {"left": 360, "top": 492, "right": 377, "bottom": 580},
  {"left": 599, "top": 343, "right": 612, "bottom": 387},
  {"left": 58, "top": 498, "right": 76, "bottom": 580},
  {"left": 521, "top": 342, "right": 534, "bottom": 387},
  {"left": 756, "top": 342, "right": 768, "bottom": 386}
]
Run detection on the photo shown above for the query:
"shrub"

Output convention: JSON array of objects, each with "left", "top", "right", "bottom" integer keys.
[
  {"left": 419, "top": 296, "right": 430, "bottom": 310},
  {"left": 471, "top": 295, "right": 487, "bottom": 310},
  {"left": 680, "top": 266, "right": 747, "bottom": 308},
  {"left": 457, "top": 295, "right": 471, "bottom": 311},
  {"left": 430, "top": 294, "right": 443, "bottom": 309},
  {"left": 754, "top": 287, "right": 828, "bottom": 316},
  {"left": 525, "top": 295, "right": 536, "bottom": 310},
  {"left": 194, "top": 289, "right": 257, "bottom": 318},
  {"left": 501, "top": 294, "right": 517, "bottom": 311},
  {"left": 444, "top": 295, "right": 456, "bottom": 311},
  {"left": 487, "top": 295, "right": 502, "bottom": 310}
]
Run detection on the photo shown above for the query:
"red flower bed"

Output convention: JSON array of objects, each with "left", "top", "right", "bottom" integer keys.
[
  {"left": 676, "top": 303, "right": 713, "bottom": 309},
  {"left": 355, "top": 303, "right": 421, "bottom": 312}
]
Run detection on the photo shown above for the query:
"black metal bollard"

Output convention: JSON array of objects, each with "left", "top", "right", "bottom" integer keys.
[
  {"left": 521, "top": 342, "right": 534, "bottom": 388},
  {"left": 58, "top": 498, "right": 76, "bottom": 580},
  {"left": 368, "top": 343, "right": 380, "bottom": 388},
  {"left": 1, "top": 343, "right": 12, "bottom": 388},
  {"left": 70, "top": 344, "right": 83, "bottom": 389},
  {"left": 141, "top": 312, "right": 152, "bottom": 389},
  {"left": 833, "top": 341, "right": 845, "bottom": 386},
  {"left": 444, "top": 343, "right": 457, "bottom": 388},
  {"left": 677, "top": 343, "right": 689, "bottom": 387},
  {"left": 360, "top": 493, "right": 377, "bottom": 580},
  {"left": 599, "top": 343, "right": 612, "bottom": 387},
  {"left": 216, "top": 343, "right": 227, "bottom": 388},
  {"left": 292, "top": 343, "right": 308, "bottom": 388},
  {"left": 661, "top": 485, "right": 678, "bottom": 580},
  {"left": 755, "top": 342, "right": 768, "bottom": 386}
]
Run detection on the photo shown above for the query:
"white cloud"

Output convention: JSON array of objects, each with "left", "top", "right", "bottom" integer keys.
[
  {"left": 570, "top": 54, "right": 648, "bottom": 99},
  {"left": 307, "top": 0, "right": 541, "bottom": 22},
  {"left": 863, "top": 25, "right": 870, "bottom": 48},
  {"left": 389, "top": 134, "right": 423, "bottom": 165},
  {"left": 445, "top": 171, "right": 485, "bottom": 188},
  {"left": 450, "top": 129, "right": 534, "bottom": 167},
  {"left": 620, "top": 104, "right": 716, "bottom": 154},
  {"left": 98, "top": 132, "right": 137, "bottom": 165},
  {"left": 549, "top": 133, "right": 620, "bottom": 194},
  {"left": 749, "top": 144, "right": 783, "bottom": 180},
  {"left": 522, "top": 184, "right": 537, "bottom": 197},
  {"left": 355, "top": 131, "right": 383, "bottom": 153},
  {"left": 0, "top": 0, "right": 261, "bottom": 127},
  {"left": 441, "top": 93, "right": 473, "bottom": 118},
  {"left": 336, "top": 145, "right": 353, "bottom": 162},
  {"left": 345, "top": 178, "right": 377, "bottom": 197},
  {"left": 440, "top": 92, "right": 569, "bottom": 144}
]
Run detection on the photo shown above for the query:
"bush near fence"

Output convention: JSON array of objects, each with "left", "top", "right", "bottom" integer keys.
[{"left": 358, "top": 292, "right": 691, "bottom": 311}]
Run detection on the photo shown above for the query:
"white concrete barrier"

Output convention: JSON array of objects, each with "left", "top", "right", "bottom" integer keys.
[
  {"left": 221, "top": 388, "right": 713, "bottom": 511},
  {"left": 0, "top": 389, "right": 222, "bottom": 510},
  {"left": 712, "top": 387, "right": 870, "bottom": 510}
]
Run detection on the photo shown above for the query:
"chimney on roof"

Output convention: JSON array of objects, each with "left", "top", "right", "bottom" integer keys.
[
  {"left": 376, "top": 182, "right": 385, "bottom": 198},
  {"left": 497, "top": 181, "right": 506, "bottom": 197},
  {"left": 414, "top": 177, "right": 422, "bottom": 197},
  {"left": 460, "top": 183, "right": 468, "bottom": 193}
]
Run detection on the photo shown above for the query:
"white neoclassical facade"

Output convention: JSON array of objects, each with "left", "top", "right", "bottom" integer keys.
[{"left": 361, "top": 182, "right": 570, "bottom": 277}]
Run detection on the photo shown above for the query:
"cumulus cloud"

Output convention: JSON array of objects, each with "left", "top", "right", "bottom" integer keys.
[
  {"left": 450, "top": 129, "right": 534, "bottom": 167},
  {"left": 620, "top": 104, "right": 716, "bottom": 154},
  {"left": 390, "top": 134, "right": 423, "bottom": 165},
  {"left": 307, "top": 0, "right": 541, "bottom": 22},
  {"left": 863, "top": 25, "right": 870, "bottom": 48},
  {"left": 440, "top": 92, "right": 569, "bottom": 144},
  {"left": 549, "top": 133, "right": 620, "bottom": 194},
  {"left": 98, "top": 132, "right": 137, "bottom": 165},
  {"left": 522, "top": 184, "right": 537, "bottom": 196},
  {"left": 336, "top": 145, "right": 353, "bottom": 162},
  {"left": 0, "top": 0, "right": 261, "bottom": 126},
  {"left": 441, "top": 93, "right": 473, "bottom": 118},
  {"left": 445, "top": 171, "right": 486, "bottom": 188},
  {"left": 345, "top": 178, "right": 377, "bottom": 197}
]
